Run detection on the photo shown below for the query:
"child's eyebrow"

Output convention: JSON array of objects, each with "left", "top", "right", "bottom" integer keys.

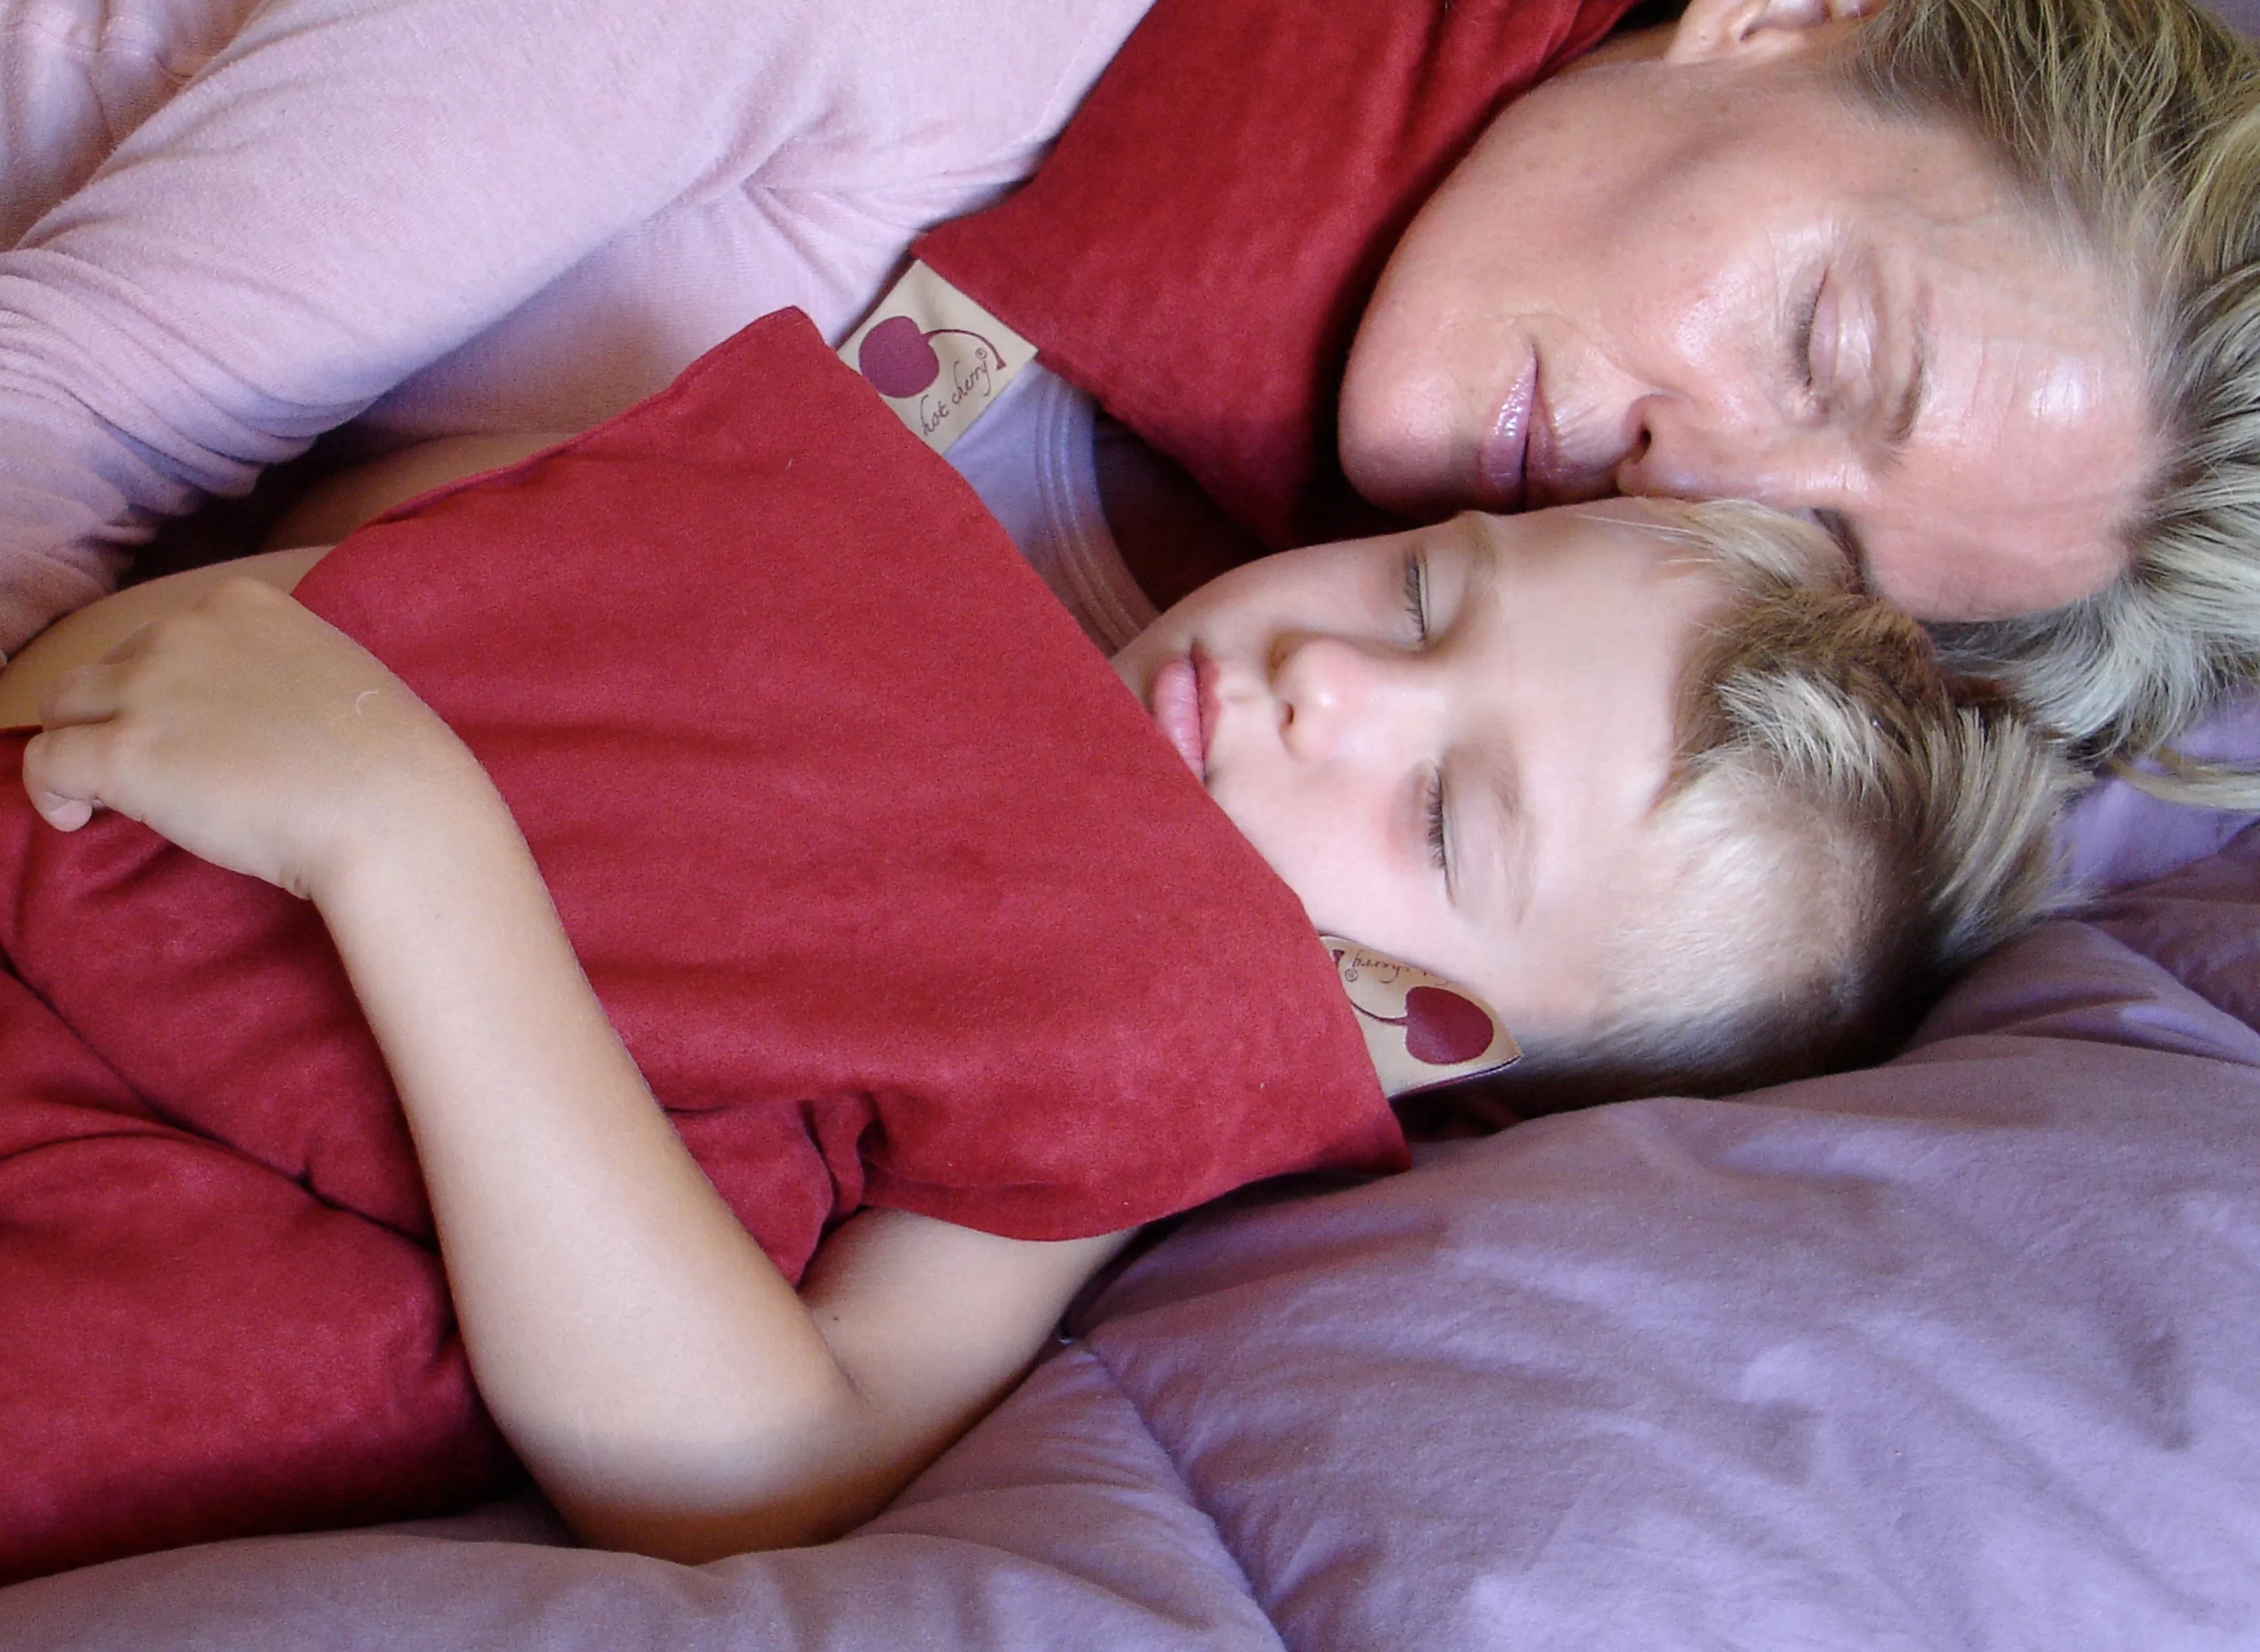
[
  {"left": 1445, "top": 525, "right": 1530, "bottom": 933},
  {"left": 1460, "top": 754, "right": 1532, "bottom": 933}
]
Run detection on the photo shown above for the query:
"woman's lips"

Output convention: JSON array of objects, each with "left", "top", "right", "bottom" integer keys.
[
  {"left": 1150, "top": 652, "right": 1209, "bottom": 782},
  {"left": 1521, "top": 368, "right": 1606, "bottom": 506},
  {"left": 1475, "top": 356, "right": 1538, "bottom": 510}
]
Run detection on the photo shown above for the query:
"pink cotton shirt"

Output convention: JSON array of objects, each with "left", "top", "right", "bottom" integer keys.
[{"left": 0, "top": 0, "right": 1153, "bottom": 651}]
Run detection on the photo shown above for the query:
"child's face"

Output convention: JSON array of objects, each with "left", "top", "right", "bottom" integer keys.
[{"left": 1112, "top": 505, "right": 1729, "bottom": 1038}]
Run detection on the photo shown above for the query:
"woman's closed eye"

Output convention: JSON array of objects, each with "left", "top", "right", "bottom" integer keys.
[{"left": 1794, "top": 275, "right": 1836, "bottom": 409}]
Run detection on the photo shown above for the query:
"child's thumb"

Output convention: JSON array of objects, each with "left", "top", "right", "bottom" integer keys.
[{"left": 22, "top": 726, "right": 107, "bottom": 832}]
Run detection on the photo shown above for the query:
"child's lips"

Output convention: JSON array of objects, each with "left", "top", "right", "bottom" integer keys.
[{"left": 1150, "top": 652, "right": 1210, "bottom": 782}]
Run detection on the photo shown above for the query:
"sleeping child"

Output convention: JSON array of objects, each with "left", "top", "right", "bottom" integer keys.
[{"left": 0, "top": 310, "right": 2075, "bottom": 1581}]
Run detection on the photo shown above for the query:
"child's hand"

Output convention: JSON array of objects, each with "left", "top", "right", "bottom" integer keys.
[{"left": 22, "top": 578, "right": 484, "bottom": 901}]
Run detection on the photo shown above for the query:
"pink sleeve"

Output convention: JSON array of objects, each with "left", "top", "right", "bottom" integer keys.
[{"left": 0, "top": 0, "right": 1149, "bottom": 653}]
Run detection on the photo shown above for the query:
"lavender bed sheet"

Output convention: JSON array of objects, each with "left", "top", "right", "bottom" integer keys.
[{"left": 7, "top": 785, "right": 2260, "bottom": 1647}]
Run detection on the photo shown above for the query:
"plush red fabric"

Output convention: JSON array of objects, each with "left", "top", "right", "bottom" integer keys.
[
  {"left": 917, "top": 0, "right": 1639, "bottom": 549},
  {"left": 0, "top": 308, "right": 1399, "bottom": 1581}
]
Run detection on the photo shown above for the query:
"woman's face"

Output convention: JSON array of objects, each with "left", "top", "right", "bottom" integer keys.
[{"left": 1339, "top": 3, "right": 2156, "bottom": 624}]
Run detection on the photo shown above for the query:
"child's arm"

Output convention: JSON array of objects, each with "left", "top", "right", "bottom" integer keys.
[
  {"left": 261, "top": 434, "right": 573, "bottom": 552},
  {"left": 21, "top": 579, "right": 1129, "bottom": 1561},
  {"left": 0, "top": 546, "right": 331, "bottom": 728}
]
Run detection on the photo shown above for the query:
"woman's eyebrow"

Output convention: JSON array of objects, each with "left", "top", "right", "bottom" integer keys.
[
  {"left": 1882, "top": 281, "right": 1933, "bottom": 456},
  {"left": 1886, "top": 311, "right": 1932, "bottom": 453}
]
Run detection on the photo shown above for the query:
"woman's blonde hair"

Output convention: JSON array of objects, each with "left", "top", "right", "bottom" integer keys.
[
  {"left": 1508, "top": 501, "right": 2080, "bottom": 1105},
  {"left": 1839, "top": 0, "right": 2260, "bottom": 802}
]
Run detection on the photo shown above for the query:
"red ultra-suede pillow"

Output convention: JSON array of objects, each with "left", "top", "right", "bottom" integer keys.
[
  {"left": 0, "top": 309, "right": 1401, "bottom": 1580},
  {"left": 918, "top": 0, "right": 1639, "bottom": 547}
]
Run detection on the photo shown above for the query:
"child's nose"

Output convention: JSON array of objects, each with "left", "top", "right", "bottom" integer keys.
[{"left": 1271, "top": 634, "right": 1427, "bottom": 759}]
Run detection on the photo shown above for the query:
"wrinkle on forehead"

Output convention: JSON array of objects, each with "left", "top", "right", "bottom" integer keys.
[
  {"left": 1917, "top": 311, "right": 2150, "bottom": 497},
  {"left": 2026, "top": 350, "right": 2125, "bottom": 427},
  {"left": 1858, "top": 191, "right": 2153, "bottom": 582}
]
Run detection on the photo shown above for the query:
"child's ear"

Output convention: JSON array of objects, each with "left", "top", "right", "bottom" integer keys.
[{"left": 1319, "top": 935, "right": 1520, "bottom": 1099}]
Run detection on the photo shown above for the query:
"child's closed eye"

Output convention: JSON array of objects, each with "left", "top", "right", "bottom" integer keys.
[
  {"left": 1401, "top": 551, "right": 1431, "bottom": 644},
  {"left": 1424, "top": 766, "right": 1450, "bottom": 878}
]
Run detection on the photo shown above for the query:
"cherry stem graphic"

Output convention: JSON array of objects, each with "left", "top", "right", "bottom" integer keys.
[{"left": 926, "top": 327, "right": 1007, "bottom": 370}]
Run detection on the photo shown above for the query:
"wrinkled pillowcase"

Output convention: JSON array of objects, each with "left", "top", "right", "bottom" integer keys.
[{"left": 918, "top": 0, "right": 1638, "bottom": 547}]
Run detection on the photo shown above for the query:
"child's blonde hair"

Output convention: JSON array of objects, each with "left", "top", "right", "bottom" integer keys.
[{"left": 1508, "top": 500, "right": 2080, "bottom": 1105}]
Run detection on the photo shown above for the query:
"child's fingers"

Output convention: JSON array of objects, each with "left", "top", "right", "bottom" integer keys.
[
  {"left": 21, "top": 723, "right": 117, "bottom": 833},
  {"left": 96, "top": 618, "right": 158, "bottom": 665},
  {"left": 37, "top": 660, "right": 129, "bottom": 732},
  {"left": 37, "top": 618, "right": 171, "bottom": 732}
]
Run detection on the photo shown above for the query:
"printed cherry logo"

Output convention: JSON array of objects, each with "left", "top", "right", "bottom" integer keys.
[
  {"left": 1355, "top": 985, "right": 1495, "bottom": 1066},
  {"left": 857, "top": 316, "right": 1009, "bottom": 398},
  {"left": 857, "top": 316, "right": 940, "bottom": 397}
]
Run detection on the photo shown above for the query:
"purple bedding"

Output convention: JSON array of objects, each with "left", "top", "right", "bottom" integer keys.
[
  {"left": 7, "top": 0, "right": 2260, "bottom": 1618},
  {"left": 5, "top": 766, "right": 2259, "bottom": 1647}
]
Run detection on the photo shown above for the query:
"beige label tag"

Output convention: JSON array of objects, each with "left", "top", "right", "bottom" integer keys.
[
  {"left": 1319, "top": 935, "right": 1520, "bottom": 1099},
  {"left": 839, "top": 263, "right": 1034, "bottom": 456}
]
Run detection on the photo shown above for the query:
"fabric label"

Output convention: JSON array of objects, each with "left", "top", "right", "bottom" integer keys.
[
  {"left": 1320, "top": 935, "right": 1520, "bottom": 1097},
  {"left": 839, "top": 263, "right": 1035, "bottom": 456}
]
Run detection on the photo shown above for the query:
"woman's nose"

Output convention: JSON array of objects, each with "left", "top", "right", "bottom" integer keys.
[
  {"left": 1270, "top": 634, "right": 1427, "bottom": 759},
  {"left": 1616, "top": 391, "right": 1837, "bottom": 507}
]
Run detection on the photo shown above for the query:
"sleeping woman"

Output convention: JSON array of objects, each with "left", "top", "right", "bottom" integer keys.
[
  {"left": 0, "top": 310, "right": 2072, "bottom": 1580},
  {"left": 3, "top": 0, "right": 2258, "bottom": 770}
]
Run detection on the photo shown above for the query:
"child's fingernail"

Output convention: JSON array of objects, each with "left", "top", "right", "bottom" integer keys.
[{"left": 37, "top": 794, "right": 92, "bottom": 831}]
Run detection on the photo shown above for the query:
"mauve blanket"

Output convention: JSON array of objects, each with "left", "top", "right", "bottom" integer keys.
[{"left": 3, "top": 809, "right": 2257, "bottom": 1647}]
